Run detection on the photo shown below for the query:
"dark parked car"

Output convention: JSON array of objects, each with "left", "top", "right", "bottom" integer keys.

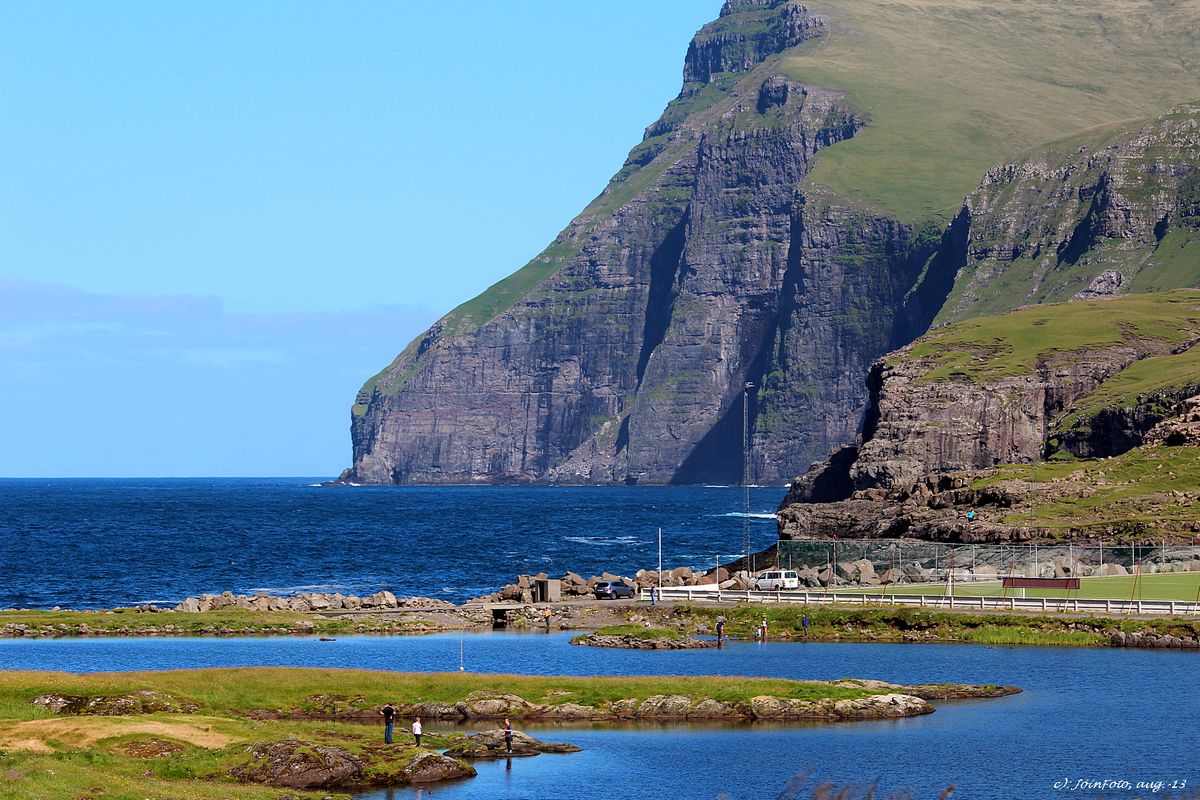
[{"left": 593, "top": 580, "right": 635, "bottom": 599}]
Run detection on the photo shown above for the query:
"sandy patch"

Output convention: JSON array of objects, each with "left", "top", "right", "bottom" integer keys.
[{"left": 0, "top": 715, "right": 236, "bottom": 752}]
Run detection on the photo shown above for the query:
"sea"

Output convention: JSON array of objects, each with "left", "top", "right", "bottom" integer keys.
[{"left": 0, "top": 478, "right": 783, "bottom": 609}]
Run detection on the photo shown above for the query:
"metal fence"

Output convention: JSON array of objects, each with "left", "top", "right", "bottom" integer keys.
[{"left": 640, "top": 586, "right": 1200, "bottom": 617}]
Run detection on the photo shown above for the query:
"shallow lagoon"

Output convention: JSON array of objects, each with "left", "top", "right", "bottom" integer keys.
[{"left": 3, "top": 632, "right": 1196, "bottom": 799}]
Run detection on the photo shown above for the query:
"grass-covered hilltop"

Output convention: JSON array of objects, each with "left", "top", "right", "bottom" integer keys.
[
  {"left": 779, "top": 290, "right": 1200, "bottom": 544},
  {"left": 341, "top": 0, "right": 1200, "bottom": 487},
  {"left": 0, "top": 668, "right": 1014, "bottom": 798}
]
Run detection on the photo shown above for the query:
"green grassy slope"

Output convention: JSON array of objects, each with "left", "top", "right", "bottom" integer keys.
[
  {"left": 896, "top": 290, "right": 1200, "bottom": 381},
  {"left": 784, "top": 0, "right": 1200, "bottom": 221},
  {"left": 975, "top": 445, "right": 1200, "bottom": 539}
]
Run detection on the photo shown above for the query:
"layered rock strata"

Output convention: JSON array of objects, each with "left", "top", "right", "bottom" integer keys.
[{"left": 344, "top": 0, "right": 940, "bottom": 485}]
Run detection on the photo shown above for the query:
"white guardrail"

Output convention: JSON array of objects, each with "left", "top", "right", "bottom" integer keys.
[{"left": 638, "top": 586, "right": 1200, "bottom": 616}]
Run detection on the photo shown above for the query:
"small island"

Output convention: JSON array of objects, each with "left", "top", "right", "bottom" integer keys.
[{"left": 0, "top": 667, "right": 1018, "bottom": 798}]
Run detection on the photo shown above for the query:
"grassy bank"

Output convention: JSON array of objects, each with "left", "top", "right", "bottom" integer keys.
[
  {"left": 0, "top": 669, "right": 880, "bottom": 721},
  {"left": 646, "top": 605, "right": 1200, "bottom": 648},
  {"left": 0, "top": 667, "right": 909, "bottom": 799},
  {"left": 0, "top": 608, "right": 461, "bottom": 638}
]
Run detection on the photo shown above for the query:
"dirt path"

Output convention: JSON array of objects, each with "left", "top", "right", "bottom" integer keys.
[{"left": 0, "top": 715, "right": 236, "bottom": 752}]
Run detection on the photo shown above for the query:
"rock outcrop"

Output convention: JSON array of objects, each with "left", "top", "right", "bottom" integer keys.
[
  {"left": 31, "top": 691, "right": 199, "bottom": 716},
  {"left": 229, "top": 739, "right": 476, "bottom": 790},
  {"left": 442, "top": 730, "right": 581, "bottom": 760},
  {"left": 778, "top": 292, "right": 1200, "bottom": 544}
]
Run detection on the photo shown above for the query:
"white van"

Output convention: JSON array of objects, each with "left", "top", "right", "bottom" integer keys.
[{"left": 753, "top": 570, "right": 799, "bottom": 591}]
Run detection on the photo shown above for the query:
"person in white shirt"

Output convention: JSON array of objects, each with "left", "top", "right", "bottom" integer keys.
[{"left": 412, "top": 716, "right": 423, "bottom": 746}]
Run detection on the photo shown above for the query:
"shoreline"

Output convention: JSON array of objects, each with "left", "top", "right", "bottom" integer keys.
[{"left": 3, "top": 599, "right": 1200, "bottom": 650}]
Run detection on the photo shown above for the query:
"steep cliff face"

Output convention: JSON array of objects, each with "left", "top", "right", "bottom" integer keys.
[
  {"left": 937, "top": 103, "right": 1200, "bottom": 324},
  {"left": 345, "top": 1, "right": 939, "bottom": 485}
]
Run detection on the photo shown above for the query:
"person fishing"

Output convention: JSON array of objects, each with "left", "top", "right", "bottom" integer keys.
[{"left": 380, "top": 702, "right": 396, "bottom": 743}]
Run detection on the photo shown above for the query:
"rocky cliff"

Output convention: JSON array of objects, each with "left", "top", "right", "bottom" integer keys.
[
  {"left": 936, "top": 103, "right": 1200, "bottom": 323},
  {"left": 344, "top": 0, "right": 941, "bottom": 485},
  {"left": 778, "top": 291, "right": 1200, "bottom": 543},
  {"left": 343, "top": 1, "right": 1200, "bottom": 486}
]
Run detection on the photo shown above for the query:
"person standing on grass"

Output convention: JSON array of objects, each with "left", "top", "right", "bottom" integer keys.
[
  {"left": 380, "top": 702, "right": 396, "bottom": 744},
  {"left": 802, "top": 614, "right": 810, "bottom": 639},
  {"left": 412, "top": 716, "right": 423, "bottom": 746},
  {"left": 503, "top": 717, "right": 513, "bottom": 752}
]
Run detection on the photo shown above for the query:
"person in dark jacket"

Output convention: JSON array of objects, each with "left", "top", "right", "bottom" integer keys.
[
  {"left": 380, "top": 702, "right": 396, "bottom": 743},
  {"left": 504, "top": 717, "right": 513, "bottom": 752}
]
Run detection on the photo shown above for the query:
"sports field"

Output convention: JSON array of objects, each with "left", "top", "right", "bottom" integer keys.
[{"left": 852, "top": 572, "right": 1200, "bottom": 602}]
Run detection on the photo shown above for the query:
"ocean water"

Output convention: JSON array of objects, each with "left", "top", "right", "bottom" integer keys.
[
  {"left": 2, "top": 632, "right": 1196, "bottom": 799},
  {"left": 0, "top": 479, "right": 783, "bottom": 609}
]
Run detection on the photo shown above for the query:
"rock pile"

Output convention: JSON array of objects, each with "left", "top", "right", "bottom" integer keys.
[
  {"left": 1145, "top": 395, "right": 1200, "bottom": 447},
  {"left": 474, "top": 566, "right": 732, "bottom": 603},
  {"left": 1108, "top": 630, "right": 1200, "bottom": 649},
  {"left": 172, "top": 591, "right": 455, "bottom": 613}
]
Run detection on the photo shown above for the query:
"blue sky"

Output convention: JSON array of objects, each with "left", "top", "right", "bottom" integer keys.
[{"left": 0, "top": 1, "right": 720, "bottom": 476}]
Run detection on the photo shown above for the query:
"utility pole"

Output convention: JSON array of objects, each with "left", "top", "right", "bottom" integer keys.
[
  {"left": 658, "top": 527, "right": 663, "bottom": 592},
  {"left": 742, "top": 381, "right": 754, "bottom": 579}
]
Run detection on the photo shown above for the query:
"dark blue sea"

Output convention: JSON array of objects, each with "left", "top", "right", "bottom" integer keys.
[{"left": 0, "top": 479, "right": 782, "bottom": 609}]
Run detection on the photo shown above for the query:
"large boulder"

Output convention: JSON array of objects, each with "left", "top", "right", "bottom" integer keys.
[
  {"left": 230, "top": 739, "right": 362, "bottom": 789},
  {"left": 796, "top": 567, "right": 821, "bottom": 587},
  {"left": 457, "top": 691, "right": 540, "bottom": 718},
  {"left": 401, "top": 751, "right": 476, "bottom": 782},
  {"left": 879, "top": 568, "right": 903, "bottom": 585}
]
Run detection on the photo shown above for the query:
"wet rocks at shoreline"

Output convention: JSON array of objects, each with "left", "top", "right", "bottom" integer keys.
[
  {"left": 442, "top": 729, "right": 581, "bottom": 760},
  {"left": 570, "top": 632, "right": 714, "bottom": 649},
  {"left": 1109, "top": 629, "right": 1200, "bottom": 649}
]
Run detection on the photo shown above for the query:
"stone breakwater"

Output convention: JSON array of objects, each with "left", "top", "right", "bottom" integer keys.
[{"left": 173, "top": 590, "right": 455, "bottom": 613}]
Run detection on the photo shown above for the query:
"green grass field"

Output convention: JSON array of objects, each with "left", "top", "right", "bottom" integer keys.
[{"left": 853, "top": 572, "right": 1200, "bottom": 602}]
